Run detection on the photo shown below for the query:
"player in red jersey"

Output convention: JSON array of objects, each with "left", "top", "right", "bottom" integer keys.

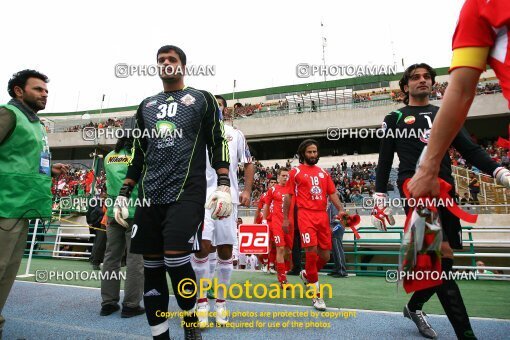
[
  {"left": 263, "top": 167, "right": 294, "bottom": 288},
  {"left": 254, "top": 178, "right": 276, "bottom": 224},
  {"left": 409, "top": 0, "right": 510, "bottom": 199},
  {"left": 254, "top": 178, "right": 277, "bottom": 272},
  {"left": 282, "top": 139, "right": 346, "bottom": 311}
]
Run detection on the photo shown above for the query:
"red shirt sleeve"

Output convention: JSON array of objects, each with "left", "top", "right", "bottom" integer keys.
[
  {"left": 257, "top": 193, "right": 265, "bottom": 209},
  {"left": 479, "top": 0, "right": 510, "bottom": 28},
  {"left": 286, "top": 168, "right": 297, "bottom": 195},
  {"left": 265, "top": 187, "right": 274, "bottom": 205},
  {"left": 452, "top": 0, "right": 495, "bottom": 50}
]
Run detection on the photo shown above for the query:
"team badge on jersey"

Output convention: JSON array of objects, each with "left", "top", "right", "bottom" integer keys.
[
  {"left": 420, "top": 129, "right": 431, "bottom": 144},
  {"left": 156, "top": 121, "right": 177, "bottom": 137},
  {"left": 310, "top": 186, "right": 322, "bottom": 195},
  {"left": 180, "top": 93, "right": 196, "bottom": 106},
  {"left": 404, "top": 116, "right": 416, "bottom": 125},
  {"left": 146, "top": 100, "right": 157, "bottom": 108},
  {"left": 318, "top": 172, "right": 324, "bottom": 178}
]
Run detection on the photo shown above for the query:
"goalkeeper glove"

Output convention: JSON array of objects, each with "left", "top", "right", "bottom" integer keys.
[
  {"left": 370, "top": 192, "right": 395, "bottom": 231},
  {"left": 114, "top": 183, "right": 133, "bottom": 228},
  {"left": 205, "top": 173, "right": 233, "bottom": 220},
  {"left": 494, "top": 167, "right": 510, "bottom": 189}
]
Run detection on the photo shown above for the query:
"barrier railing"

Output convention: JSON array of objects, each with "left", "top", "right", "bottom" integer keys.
[{"left": 25, "top": 208, "right": 509, "bottom": 281}]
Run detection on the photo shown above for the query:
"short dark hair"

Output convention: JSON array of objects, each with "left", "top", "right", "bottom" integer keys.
[
  {"left": 157, "top": 45, "right": 187, "bottom": 66},
  {"left": 8, "top": 69, "right": 49, "bottom": 98},
  {"left": 114, "top": 136, "right": 134, "bottom": 153},
  {"left": 277, "top": 167, "right": 289, "bottom": 176},
  {"left": 215, "top": 95, "right": 227, "bottom": 108},
  {"left": 297, "top": 139, "right": 319, "bottom": 164},
  {"left": 399, "top": 63, "right": 436, "bottom": 105}
]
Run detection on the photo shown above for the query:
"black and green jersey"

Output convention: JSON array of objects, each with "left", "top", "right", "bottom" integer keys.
[
  {"left": 375, "top": 104, "right": 499, "bottom": 192},
  {"left": 105, "top": 148, "right": 139, "bottom": 218},
  {"left": 126, "top": 87, "right": 229, "bottom": 204}
]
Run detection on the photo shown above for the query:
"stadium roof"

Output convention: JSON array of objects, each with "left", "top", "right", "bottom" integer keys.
[{"left": 40, "top": 66, "right": 450, "bottom": 117}]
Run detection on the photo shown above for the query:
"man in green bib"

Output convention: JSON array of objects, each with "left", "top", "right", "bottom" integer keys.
[
  {"left": 0, "top": 70, "right": 69, "bottom": 337},
  {"left": 100, "top": 134, "right": 144, "bottom": 318}
]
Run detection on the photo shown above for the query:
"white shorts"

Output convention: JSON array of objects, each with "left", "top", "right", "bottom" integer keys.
[
  {"left": 233, "top": 245, "right": 239, "bottom": 263},
  {"left": 202, "top": 204, "right": 238, "bottom": 246},
  {"left": 247, "top": 255, "right": 258, "bottom": 270},
  {"left": 238, "top": 252, "right": 247, "bottom": 266}
]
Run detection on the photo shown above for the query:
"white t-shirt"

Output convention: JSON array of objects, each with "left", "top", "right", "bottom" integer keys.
[{"left": 206, "top": 124, "right": 251, "bottom": 205}]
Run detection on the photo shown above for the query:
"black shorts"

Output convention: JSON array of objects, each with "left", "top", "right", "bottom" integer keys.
[
  {"left": 397, "top": 180, "right": 463, "bottom": 250},
  {"left": 130, "top": 200, "right": 204, "bottom": 254}
]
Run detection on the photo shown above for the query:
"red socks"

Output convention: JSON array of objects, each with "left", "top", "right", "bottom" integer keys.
[
  {"left": 316, "top": 256, "right": 328, "bottom": 272},
  {"left": 305, "top": 252, "right": 319, "bottom": 283},
  {"left": 276, "top": 262, "right": 287, "bottom": 283}
]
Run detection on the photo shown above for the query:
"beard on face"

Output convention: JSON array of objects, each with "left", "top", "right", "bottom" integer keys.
[
  {"left": 24, "top": 95, "right": 45, "bottom": 112},
  {"left": 304, "top": 155, "right": 319, "bottom": 165}
]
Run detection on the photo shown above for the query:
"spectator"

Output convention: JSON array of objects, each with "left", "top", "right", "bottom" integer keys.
[
  {"left": 327, "top": 202, "right": 348, "bottom": 278},
  {"left": 468, "top": 173, "right": 480, "bottom": 204},
  {"left": 350, "top": 189, "right": 363, "bottom": 206},
  {"left": 476, "top": 261, "right": 494, "bottom": 275},
  {"left": 341, "top": 159, "right": 347, "bottom": 171}
]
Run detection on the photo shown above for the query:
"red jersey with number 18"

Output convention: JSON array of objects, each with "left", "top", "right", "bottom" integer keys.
[{"left": 286, "top": 164, "right": 336, "bottom": 211}]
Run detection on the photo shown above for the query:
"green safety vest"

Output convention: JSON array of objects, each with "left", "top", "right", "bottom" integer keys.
[
  {"left": 104, "top": 148, "right": 139, "bottom": 218},
  {"left": 0, "top": 104, "right": 52, "bottom": 218}
]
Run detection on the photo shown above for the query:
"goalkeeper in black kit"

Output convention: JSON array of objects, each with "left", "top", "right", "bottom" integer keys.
[
  {"left": 113, "top": 45, "right": 231, "bottom": 340},
  {"left": 373, "top": 63, "right": 504, "bottom": 340}
]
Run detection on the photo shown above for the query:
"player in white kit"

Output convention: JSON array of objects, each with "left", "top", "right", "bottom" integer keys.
[{"left": 191, "top": 95, "right": 254, "bottom": 327}]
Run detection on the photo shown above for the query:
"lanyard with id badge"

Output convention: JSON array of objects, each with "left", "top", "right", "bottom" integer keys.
[{"left": 39, "top": 124, "right": 51, "bottom": 176}]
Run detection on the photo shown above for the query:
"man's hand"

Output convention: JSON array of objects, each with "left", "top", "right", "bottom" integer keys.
[
  {"left": 370, "top": 192, "right": 395, "bottom": 231},
  {"left": 254, "top": 212, "right": 262, "bottom": 224},
  {"left": 408, "top": 166, "right": 440, "bottom": 199},
  {"left": 239, "top": 190, "right": 251, "bottom": 207},
  {"left": 205, "top": 185, "right": 233, "bottom": 220},
  {"left": 282, "top": 219, "right": 290, "bottom": 234},
  {"left": 114, "top": 183, "right": 133, "bottom": 228},
  {"left": 494, "top": 167, "right": 510, "bottom": 189},
  {"left": 335, "top": 212, "right": 349, "bottom": 228},
  {"left": 51, "top": 163, "right": 70, "bottom": 177}
]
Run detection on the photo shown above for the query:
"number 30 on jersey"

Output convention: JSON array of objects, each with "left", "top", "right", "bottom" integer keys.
[{"left": 157, "top": 103, "right": 178, "bottom": 118}]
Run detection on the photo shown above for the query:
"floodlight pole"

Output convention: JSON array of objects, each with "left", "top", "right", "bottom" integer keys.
[{"left": 321, "top": 21, "right": 327, "bottom": 82}]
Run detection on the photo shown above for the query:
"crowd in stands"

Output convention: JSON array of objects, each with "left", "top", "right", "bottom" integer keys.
[
  {"left": 240, "top": 137, "right": 509, "bottom": 207},
  {"left": 391, "top": 80, "right": 502, "bottom": 103},
  {"left": 353, "top": 92, "right": 374, "bottom": 102},
  {"left": 241, "top": 159, "right": 384, "bottom": 207},
  {"left": 329, "top": 161, "right": 378, "bottom": 204},
  {"left": 450, "top": 138, "right": 510, "bottom": 172},
  {"left": 228, "top": 80, "right": 501, "bottom": 119},
  {"left": 63, "top": 118, "right": 124, "bottom": 132},
  {"left": 51, "top": 168, "right": 106, "bottom": 198}
]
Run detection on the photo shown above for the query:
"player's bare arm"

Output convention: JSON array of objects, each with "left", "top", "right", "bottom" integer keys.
[
  {"left": 240, "top": 162, "right": 255, "bottom": 207},
  {"left": 282, "top": 193, "right": 291, "bottom": 229}
]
